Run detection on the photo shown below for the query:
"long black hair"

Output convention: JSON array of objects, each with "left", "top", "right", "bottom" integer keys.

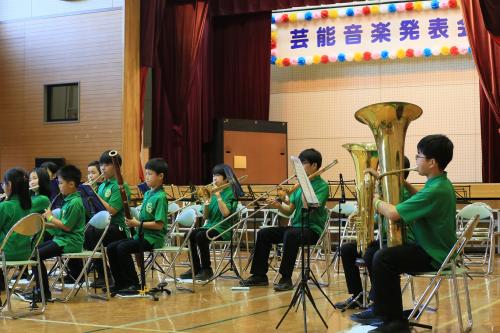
[
  {"left": 3, "top": 168, "right": 31, "bottom": 210},
  {"left": 212, "top": 163, "right": 244, "bottom": 199},
  {"left": 32, "top": 167, "right": 51, "bottom": 198}
]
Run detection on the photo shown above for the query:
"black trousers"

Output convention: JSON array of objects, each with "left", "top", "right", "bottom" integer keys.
[
  {"left": 372, "top": 244, "right": 434, "bottom": 320},
  {"left": 340, "top": 240, "right": 380, "bottom": 300},
  {"left": 85, "top": 224, "right": 127, "bottom": 277},
  {"left": 187, "top": 228, "right": 219, "bottom": 273},
  {"left": 250, "top": 226, "right": 320, "bottom": 279},
  {"left": 33, "top": 240, "right": 83, "bottom": 296},
  {"left": 107, "top": 238, "right": 153, "bottom": 289}
]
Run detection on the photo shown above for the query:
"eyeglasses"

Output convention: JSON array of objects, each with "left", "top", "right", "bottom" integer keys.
[{"left": 415, "top": 154, "right": 426, "bottom": 160}]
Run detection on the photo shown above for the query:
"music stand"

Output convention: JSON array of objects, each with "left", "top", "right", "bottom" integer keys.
[
  {"left": 276, "top": 157, "right": 335, "bottom": 332},
  {"left": 323, "top": 178, "right": 356, "bottom": 275}
]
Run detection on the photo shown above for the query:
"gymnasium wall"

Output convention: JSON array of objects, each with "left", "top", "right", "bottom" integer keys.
[{"left": 0, "top": 4, "right": 123, "bottom": 175}]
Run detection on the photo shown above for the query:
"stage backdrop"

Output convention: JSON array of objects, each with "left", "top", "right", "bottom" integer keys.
[{"left": 269, "top": 1, "right": 481, "bottom": 184}]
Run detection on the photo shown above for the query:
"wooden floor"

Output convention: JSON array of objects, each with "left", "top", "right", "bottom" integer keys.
[{"left": 1, "top": 255, "right": 500, "bottom": 333}]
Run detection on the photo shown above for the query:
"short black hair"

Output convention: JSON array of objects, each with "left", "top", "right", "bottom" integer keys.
[
  {"left": 417, "top": 134, "right": 454, "bottom": 170},
  {"left": 87, "top": 160, "right": 101, "bottom": 173},
  {"left": 3, "top": 168, "right": 31, "bottom": 210},
  {"left": 57, "top": 165, "right": 82, "bottom": 186},
  {"left": 212, "top": 164, "right": 228, "bottom": 179},
  {"left": 32, "top": 167, "right": 51, "bottom": 198},
  {"left": 99, "top": 150, "right": 121, "bottom": 166},
  {"left": 403, "top": 155, "right": 411, "bottom": 179},
  {"left": 40, "top": 161, "right": 59, "bottom": 174},
  {"left": 145, "top": 158, "right": 168, "bottom": 184},
  {"left": 298, "top": 148, "right": 322, "bottom": 169}
]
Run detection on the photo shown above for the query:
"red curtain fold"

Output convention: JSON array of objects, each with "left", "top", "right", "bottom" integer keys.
[
  {"left": 461, "top": 0, "right": 500, "bottom": 182},
  {"left": 210, "top": 0, "right": 349, "bottom": 16}
]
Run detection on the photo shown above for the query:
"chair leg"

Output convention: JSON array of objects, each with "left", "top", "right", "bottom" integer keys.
[
  {"left": 451, "top": 274, "right": 464, "bottom": 333},
  {"left": 463, "top": 274, "right": 473, "bottom": 332},
  {"left": 103, "top": 248, "right": 111, "bottom": 300}
]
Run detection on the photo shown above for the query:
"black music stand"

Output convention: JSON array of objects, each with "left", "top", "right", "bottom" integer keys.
[
  {"left": 322, "top": 177, "right": 356, "bottom": 276},
  {"left": 276, "top": 157, "right": 335, "bottom": 332}
]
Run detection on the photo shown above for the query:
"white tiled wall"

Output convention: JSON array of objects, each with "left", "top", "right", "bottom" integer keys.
[{"left": 270, "top": 55, "right": 481, "bottom": 183}]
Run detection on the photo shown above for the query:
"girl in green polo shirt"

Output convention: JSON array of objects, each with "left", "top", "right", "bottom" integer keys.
[
  {"left": 84, "top": 150, "right": 130, "bottom": 288},
  {"left": 106, "top": 158, "right": 168, "bottom": 296},
  {"left": 0, "top": 168, "right": 32, "bottom": 290},
  {"left": 178, "top": 164, "right": 243, "bottom": 282},
  {"left": 29, "top": 167, "right": 51, "bottom": 214},
  {"left": 22, "top": 165, "right": 85, "bottom": 302}
]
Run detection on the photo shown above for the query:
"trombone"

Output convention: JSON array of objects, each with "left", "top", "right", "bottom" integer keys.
[
  {"left": 166, "top": 175, "right": 248, "bottom": 218},
  {"left": 205, "top": 159, "right": 339, "bottom": 241}
]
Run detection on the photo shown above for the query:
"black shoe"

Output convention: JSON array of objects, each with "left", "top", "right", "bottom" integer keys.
[
  {"left": 334, "top": 295, "right": 362, "bottom": 310},
  {"left": 350, "top": 307, "right": 384, "bottom": 325},
  {"left": 274, "top": 277, "right": 294, "bottom": 292},
  {"left": 368, "top": 318, "right": 410, "bottom": 333},
  {"left": 17, "top": 289, "right": 51, "bottom": 303},
  {"left": 179, "top": 269, "right": 196, "bottom": 280},
  {"left": 116, "top": 285, "right": 140, "bottom": 296},
  {"left": 239, "top": 275, "right": 269, "bottom": 287},
  {"left": 102, "top": 285, "right": 120, "bottom": 294},
  {"left": 195, "top": 268, "right": 213, "bottom": 281},
  {"left": 90, "top": 277, "right": 108, "bottom": 288}
]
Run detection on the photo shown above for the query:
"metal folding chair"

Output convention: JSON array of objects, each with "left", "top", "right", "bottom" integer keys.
[
  {"left": 407, "top": 215, "right": 480, "bottom": 333},
  {"left": 1, "top": 213, "right": 46, "bottom": 318}
]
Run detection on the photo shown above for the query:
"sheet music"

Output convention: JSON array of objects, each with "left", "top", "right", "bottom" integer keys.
[{"left": 291, "top": 156, "right": 319, "bottom": 208}]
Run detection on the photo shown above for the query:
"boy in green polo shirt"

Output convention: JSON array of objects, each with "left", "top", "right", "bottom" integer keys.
[
  {"left": 351, "top": 135, "right": 456, "bottom": 333},
  {"left": 0, "top": 168, "right": 33, "bottom": 290},
  {"left": 241, "top": 149, "right": 329, "bottom": 292},
  {"left": 24, "top": 165, "right": 85, "bottom": 302},
  {"left": 85, "top": 150, "right": 131, "bottom": 288},
  {"left": 179, "top": 164, "right": 242, "bottom": 282},
  {"left": 106, "top": 158, "right": 168, "bottom": 295},
  {"left": 335, "top": 156, "right": 412, "bottom": 310}
]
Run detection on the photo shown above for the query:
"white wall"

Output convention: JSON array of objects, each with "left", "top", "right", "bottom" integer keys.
[
  {"left": 0, "top": 0, "right": 123, "bottom": 22},
  {"left": 270, "top": 55, "right": 481, "bottom": 184}
]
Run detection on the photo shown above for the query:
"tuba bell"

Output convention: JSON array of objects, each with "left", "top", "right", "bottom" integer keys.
[
  {"left": 343, "top": 143, "right": 379, "bottom": 255},
  {"left": 355, "top": 102, "right": 422, "bottom": 247}
]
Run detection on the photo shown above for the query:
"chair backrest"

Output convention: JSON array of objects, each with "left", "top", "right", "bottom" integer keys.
[
  {"left": 331, "top": 200, "right": 358, "bottom": 216},
  {"left": 0, "top": 213, "right": 45, "bottom": 252},
  {"left": 175, "top": 207, "right": 197, "bottom": 227},
  {"left": 457, "top": 202, "right": 492, "bottom": 220},
  {"left": 88, "top": 210, "right": 111, "bottom": 230},
  {"left": 168, "top": 202, "right": 180, "bottom": 213}
]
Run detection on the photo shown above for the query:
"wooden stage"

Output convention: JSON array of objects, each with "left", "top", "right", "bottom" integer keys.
[{"left": 1, "top": 255, "right": 499, "bottom": 333}]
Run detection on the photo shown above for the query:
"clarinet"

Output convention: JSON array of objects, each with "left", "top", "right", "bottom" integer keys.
[{"left": 108, "top": 151, "right": 132, "bottom": 220}]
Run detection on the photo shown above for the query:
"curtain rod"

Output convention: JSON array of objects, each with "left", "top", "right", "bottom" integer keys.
[{"left": 273, "top": 0, "right": 416, "bottom": 13}]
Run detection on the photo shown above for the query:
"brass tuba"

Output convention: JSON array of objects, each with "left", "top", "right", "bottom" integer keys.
[
  {"left": 355, "top": 102, "right": 422, "bottom": 247},
  {"left": 343, "top": 143, "right": 379, "bottom": 254}
]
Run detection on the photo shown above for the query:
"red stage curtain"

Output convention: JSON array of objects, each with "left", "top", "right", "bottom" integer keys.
[
  {"left": 210, "top": 0, "right": 349, "bottom": 16},
  {"left": 461, "top": 0, "right": 500, "bottom": 182}
]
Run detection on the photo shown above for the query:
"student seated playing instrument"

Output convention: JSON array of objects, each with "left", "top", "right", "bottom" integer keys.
[
  {"left": 106, "top": 158, "right": 169, "bottom": 295},
  {"left": 335, "top": 156, "right": 411, "bottom": 310},
  {"left": 85, "top": 150, "right": 131, "bottom": 288},
  {"left": 350, "top": 135, "right": 456, "bottom": 333},
  {"left": 179, "top": 164, "right": 242, "bottom": 281},
  {"left": 87, "top": 160, "right": 103, "bottom": 191},
  {"left": 240, "top": 148, "right": 329, "bottom": 291},
  {"left": 21, "top": 165, "right": 85, "bottom": 302},
  {"left": 0, "top": 168, "right": 33, "bottom": 290},
  {"left": 29, "top": 167, "right": 51, "bottom": 214},
  {"left": 40, "top": 161, "right": 61, "bottom": 202}
]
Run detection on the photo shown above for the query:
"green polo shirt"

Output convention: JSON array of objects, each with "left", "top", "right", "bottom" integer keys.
[
  {"left": 97, "top": 177, "right": 131, "bottom": 236},
  {"left": 31, "top": 195, "right": 50, "bottom": 214},
  {"left": 203, "top": 187, "right": 238, "bottom": 241},
  {"left": 0, "top": 196, "right": 32, "bottom": 261},
  {"left": 134, "top": 187, "right": 168, "bottom": 248},
  {"left": 289, "top": 176, "right": 329, "bottom": 237},
  {"left": 52, "top": 191, "right": 85, "bottom": 253},
  {"left": 396, "top": 172, "right": 456, "bottom": 268}
]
